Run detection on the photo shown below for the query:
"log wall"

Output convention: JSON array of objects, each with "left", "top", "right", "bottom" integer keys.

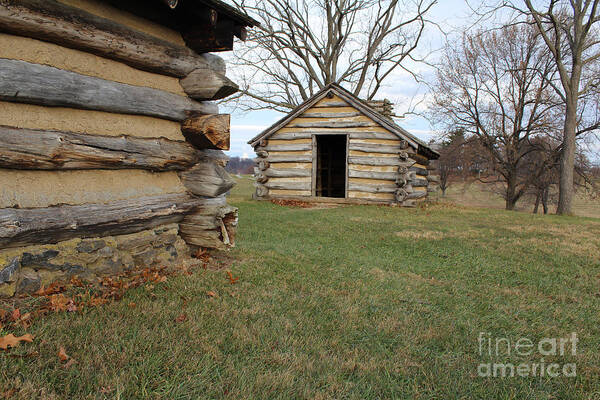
[
  {"left": 0, "top": 0, "right": 243, "bottom": 296},
  {"left": 254, "top": 94, "right": 435, "bottom": 204}
]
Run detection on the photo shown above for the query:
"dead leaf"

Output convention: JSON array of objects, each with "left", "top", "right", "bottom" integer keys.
[
  {"left": 175, "top": 313, "right": 188, "bottom": 323},
  {"left": 58, "top": 346, "right": 69, "bottom": 362},
  {"left": 0, "top": 333, "right": 34, "bottom": 350},
  {"left": 128, "top": 302, "right": 136, "bottom": 308},
  {"left": 11, "top": 309, "right": 20, "bottom": 321},
  {"left": 207, "top": 291, "right": 217, "bottom": 298},
  {"left": 66, "top": 300, "right": 78, "bottom": 313},
  {"left": 226, "top": 271, "right": 239, "bottom": 284},
  {"left": 63, "top": 358, "right": 77, "bottom": 369}
]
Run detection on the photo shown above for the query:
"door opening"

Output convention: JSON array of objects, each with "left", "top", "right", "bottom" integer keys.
[{"left": 315, "top": 135, "right": 347, "bottom": 198}]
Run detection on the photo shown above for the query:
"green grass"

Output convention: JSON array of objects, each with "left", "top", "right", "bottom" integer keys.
[{"left": 2, "top": 176, "right": 600, "bottom": 399}]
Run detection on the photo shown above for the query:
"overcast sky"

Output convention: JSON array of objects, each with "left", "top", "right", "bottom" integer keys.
[{"left": 221, "top": 0, "right": 477, "bottom": 159}]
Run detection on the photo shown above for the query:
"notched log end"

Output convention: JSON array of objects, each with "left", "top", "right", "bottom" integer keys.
[{"left": 182, "top": 114, "right": 230, "bottom": 150}]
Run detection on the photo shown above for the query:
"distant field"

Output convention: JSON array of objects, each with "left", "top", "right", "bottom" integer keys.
[
  {"left": 1, "top": 176, "right": 599, "bottom": 399},
  {"left": 430, "top": 179, "right": 600, "bottom": 219}
]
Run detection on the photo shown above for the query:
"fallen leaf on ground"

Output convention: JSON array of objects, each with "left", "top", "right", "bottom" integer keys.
[
  {"left": 207, "top": 291, "right": 217, "bottom": 298},
  {"left": 63, "top": 358, "right": 77, "bottom": 369},
  {"left": 226, "top": 271, "right": 239, "bottom": 284},
  {"left": 175, "top": 313, "right": 188, "bottom": 323},
  {"left": 128, "top": 302, "right": 136, "bottom": 308},
  {"left": 58, "top": 346, "right": 69, "bottom": 361},
  {"left": 11, "top": 309, "right": 20, "bottom": 321},
  {"left": 0, "top": 333, "right": 34, "bottom": 350}
]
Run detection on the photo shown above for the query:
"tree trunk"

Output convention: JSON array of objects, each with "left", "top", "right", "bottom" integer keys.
[
  {"left": 557, "top": 84, "right": 580, "bottom": 215},
  {"left": 505, "top": 175, "right": 518, "bottom": 211},
  {"left": 533, "top": 192, "right": 541, "bottom": 214},
  {"left": 542, "top": 187, "right": 549, "bottom": 215}
]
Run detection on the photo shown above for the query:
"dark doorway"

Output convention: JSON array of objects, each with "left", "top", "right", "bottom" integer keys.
[{"left": 315, "top": 135, "right": 347, "bottom": 198}]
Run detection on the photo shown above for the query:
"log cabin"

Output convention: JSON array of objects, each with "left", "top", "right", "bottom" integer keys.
[
  {"left": 249, "top": 84, "right": 440, "bottom": 205},
  {"left": 0, "top": 0, "right": 258, "bottom": 296}
]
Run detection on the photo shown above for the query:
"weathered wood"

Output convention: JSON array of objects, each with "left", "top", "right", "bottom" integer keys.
[
  {"left": 271, "top": 131, "right": 402, "bottom": 140},
  {"left": 395, "top": 189, "right": 408, "bottom": 203},
  {"left": 410, "top": 166, "right": 429, "bottom": 176},
  {"left": 198, "top": 149, "right": 230, "bottom": 167},
  {"left": 406, "top": 191, "right": 428, "bottom": 200},
  {"left": 179, "top": 205, "right": 238, "bottom": 250},
  {"left": 313, "top": 100, "right": 348, "bottom": 107},
  {"left": 255, "top": 149, "right": 269, "bottom": 158},
  {"left": 264, "top": 181, "right": 311, "bottom": 190},
  {"left": 182, "top": 114, "right": 230, "bottom": 150},
  {"left": 411, "top": 153, "right": 430, "bottom": 165},
  {"left": 349, "top": 157, "right": 412, "bottom": 166},
  {"left": 427, "top": 175, "right": 441, "bottom": 183},
  {"left": 0, "top": 0, "right": 225, "bottom": 78},
  {"left": 0, "top": 193, "right": 204, "bottom": 250},
  {"left": 255, "top": 172, "right": 268, "bottom": 183},
  {"left": 348, "top": 170, "right": 398, "bottom": 180},
  {"left": 255, "top": 184, "right": 269, "bottom": 197},
  {"left": 287, "top": 120, "right": 377, "bottom": 128},
  {"left": 0, "top": 125, "right": 200, "bottom": 171},
  {"left": 0, "top": 59, "right": 217, "bottom": 121},
  {"left": 348, "top": 183, "right": 398, "bottom": 193},
  {"left": 263, "top": 143, "right": 312, "bottom": 152},
  {"left": 178, "top": 161, "right": 235, "bottom": 197},
  {"left": 301, "top": 112, "right": 362, "bottom": 118},
  {"left": 267, "top": 154, "right": 313, "bottom": 163},
  {"left": 256, "top": 159, "right": 270, "bottom": 171},
  {"left": 412, "top": 178, "right": 429, "bottom": 187},
  {"left": 349, "top": 143, "right": 406, "bottom": 154},
  {"left": 180, "top": 69, "right": 238, "bottom": 101},
  {"left": 264, "top": 169, "right": 312, "bottom": 178}
]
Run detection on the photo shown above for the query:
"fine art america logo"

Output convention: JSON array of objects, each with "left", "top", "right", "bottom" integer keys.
[{"left": 477, "top": 332, "right": 578, "bottom": 378}]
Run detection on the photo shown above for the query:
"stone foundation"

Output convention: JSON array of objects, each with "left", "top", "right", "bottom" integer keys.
[{"left": 0, "top": 223, "right": 190, "bottom": 297}]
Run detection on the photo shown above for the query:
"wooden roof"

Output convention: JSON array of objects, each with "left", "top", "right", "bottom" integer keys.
[{"left": 249, "top": 84, "right": 439, "bottom": 159}]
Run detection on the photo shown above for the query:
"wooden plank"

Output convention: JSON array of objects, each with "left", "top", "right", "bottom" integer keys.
[
  {"left": 0, "top": 193, "right": 207, "bottom": 250},
  {"left": 264, "top": 181, "right": 311, "bottom": 190},
  {"left": 264, "top": 169, "right": 312, "bottom": 178},
  {"left": 411, "top": 178, "right": 429, "bottom": 188},
  {"left": 263, "top": 143, "right": 312, "bottom": 151},
  {"left": 348, "top": 183, "right": 398, "bottom": 193},
  {"left": 0, "top": 0, "right": 224, "bottom": 78},
  {"left": 349, "top": 143, "right": 405, "bottom": 154},
  {"left": 348, "top": 157, "right": 404, "bottom": 166},
  {"left": 268, "top": 154, "right": 313, "bottom": 163},
  {"left": 0, "top": 59, "right": 216, "bottom": 121},
  {"left": 347, "top": 191, "right": 395, "bottom": 201},
  {"left": 0, "top": 125, "right": 199, "bottom": 170},
  {"left": 299, "top": 111, "right": 362, "bottom": 118},
  {"left": 411, "top": 153, "right": 430, "bottom": 165},
  {"left": 270, "top": 162, "right": 312, "bottom": 170},
  {"left": 269, "top": 189, "right": 312, "bottom": 197},
  {"left": 286, "top": 120, "right": 378, "bottom": 129},
  {"left": 182, "top": 114, "right": 230, "bottom": 150},
  {"left": 348, "top": 170, "right": 398, "bottom": 180},
  {"left": 180, "top": 69, "right": 238, "bottom": 101},
  {"left": 410, "top": 166, "right": 429, "bottom": 176},
  {"left": 178, "top": 160, "right": 235, "bottom": 197}
]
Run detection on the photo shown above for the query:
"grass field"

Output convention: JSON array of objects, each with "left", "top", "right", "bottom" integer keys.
[{"left": 1, "top": 176, "right": 599, "bottom": 399}]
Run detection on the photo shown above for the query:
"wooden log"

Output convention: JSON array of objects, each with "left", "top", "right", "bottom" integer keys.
[
  {"left": 269, "top": 131, "right": 402, "bottom": 140},
  {"left": 349, "top": 143, "right": 406, "bottom": 154},
  {"left": 410, "top": 166, "right": 429, "bottom": 176},
  {"left": 180, "top": 69, "right": 238, "bottom": 101},
  {"left": 179, "top": 205, "right": 238, "bottom": 250},
  {"left": 349, "top": 157, "right": 412, "bottom": 166},
  {"left": 406, "top": 191, "right": 428, "bottom": 200},
  {"left": 395, "top": 189, "right": 408, "bottom": 203},
  {"left": 427, "top": 175, "right": 441, "bottom": 183},
  {"left": 263, "top": 143, "right": 312, "bottom": 152},
  {"left": 0, "top": 193, "right": 204, "bottom": 250},
  {"left": 264, "top": 169, "right": 312, "bottom": 178},
  {"left": 0, "top": 0, "right": 225, "bottom": 78},
  {"left": 286, "top": 120, "right": 377, "bottom": 128},
  {"left": 255, "top": 184, "right": 269, "bottom": 197},
  {"left": 300, "top": 112, "right": 362, "bottom": 118},
  {"left": 348, "top": 170, "right": 398, "bottom": 180},
  {"left": 0, "top": 59, "right": 217, "bottom": 121},
  {"left": 198, "top": 149, "right": 230, "bottom": 167},
  {"left": 178, "top": 161, "right": 235, "bottom": 197},
  {"left": 348, "top": 183, "right": 398, "bottom": 193},
  {"left": 411, "top": 153, "right": 430, "bottom": 165},
  {"left": 267, "top": 154, "right": 312, "bottom": 163},
  {"left": 255, "top": 172, "right": 268, "bottom": 183},
  {"left": 264, "top": 181, "right": 311, "bottom": 190},
  {"left": 182, "top": 114, "right": 230, "bottom": 150},
  {"left": 313, "top": 100, "right": 348, "bottom": 107},
  {"left": 412, "top": 178, "right": 429, "bottom": 188},
  {"left": 255, "top": 149, "right": 269, "bottom": 158},
  {"left": 0, "top": 125, "right": 200, "bottom": 171},
  {"left": 256, "top": 159, "right": 270, "bottom": 171}
]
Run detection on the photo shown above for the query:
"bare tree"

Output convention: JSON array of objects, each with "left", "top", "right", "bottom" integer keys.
[
  {"left": 503, "top": 0, "right": 600, "bottom": 214},
  {"left": 229, "top": 0, "right": 437, "bottom": 112},
  {"left": 430, "top": 24, "right": 560, "bottom": 210}
]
